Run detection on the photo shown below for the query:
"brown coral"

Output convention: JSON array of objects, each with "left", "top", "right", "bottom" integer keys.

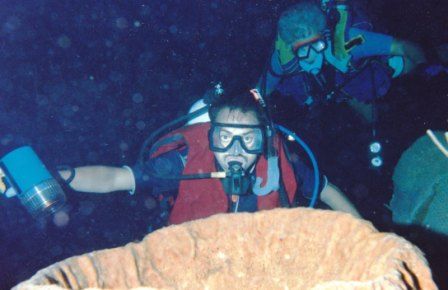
[{"left": 14, "top": 208, "right": 437, "bottom": 289}]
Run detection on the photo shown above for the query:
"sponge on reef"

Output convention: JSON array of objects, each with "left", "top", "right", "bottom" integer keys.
[{"left": 14, "top": 208, "right": 437, "bottom": 290}]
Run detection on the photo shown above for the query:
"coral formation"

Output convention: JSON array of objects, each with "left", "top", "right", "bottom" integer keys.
[{"left": 14, "top": 208, "right": 437, "bottom": 289}]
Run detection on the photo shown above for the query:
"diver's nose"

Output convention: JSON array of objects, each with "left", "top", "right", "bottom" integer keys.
[{"left": 228, "top": 140, "right": 244, "bottom": 155}]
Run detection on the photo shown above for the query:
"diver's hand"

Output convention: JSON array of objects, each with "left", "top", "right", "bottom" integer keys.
[
  {"left": 0, "top": 168, "right": 18, "bottom": 198},
  {"left": 0, "top": 179, "right": 5, "bottom": 194},
  {"left": 4, "top": 187, "right": 18, "bottom": 198},
  {"left": 0, "top": 168, "right": 7, "bottom": 194},
  {"left": 0, "top": 181, "right": 17, "bottom": 198},
  {"left": 421, "top": 64, "right": 448, "bottom": 79}
]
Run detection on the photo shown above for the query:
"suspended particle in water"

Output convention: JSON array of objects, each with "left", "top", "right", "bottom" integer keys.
[
  {"left": 119, "top": 141, "right": 129, "bottom": 151},
  {"left": 79, "top": 201, "right": 95, "bottom": 216},
  {"left": 53, "top": 211, "right": 70, "bottom": 227},
  {"left": 144, "top": 197, "right": 157, "bottom": 210},
  {"left": 136, "top": 120, "right": 146, "bottom": 130},
  {"left": 116, "top": 17, "right": 129, "bottom": 29},
  {"left": 57, "top": 35, "right": 71, "bottom": 49},
  {"left": 1, "top": 135, "right": 14, "bottom": 146},
  {"left": 105, "top": 39, "right": 113, "bottom": 47},
  {"left": 121, "top": 108, "right": 132, "bottom": 118},
  {"left": 132, "top": 93, "right": 144, "bottom": 104},
  {"left": 169, "top": 25, "right": 178, "bottom": 34},
  {"left": 3, "top": 16, "right": 21, "bottom": 33}
]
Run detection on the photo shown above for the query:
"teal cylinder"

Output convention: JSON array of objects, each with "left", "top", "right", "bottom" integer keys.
[
  {"left": 1, "top": 146, "right": 52, "bottom": 193},
  {"left": 1, "top": 146, "right": 66, "bottom": 216}
]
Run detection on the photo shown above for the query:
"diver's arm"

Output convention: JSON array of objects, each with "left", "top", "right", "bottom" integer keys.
[
  {"left": 59, "top": 166, "right": 135, "bottom": 194},
  {"left": 348, "top": 28, "right": 426, "bottom": 75},
  {"left": 320, "top": 182, "right": 362, "bottom": 218},
  {"left": 257, "top": 70, "right": 281, "bottom": 96},
  {"left": 390, "top": 39, "right": 427, "bottom": 74},
  {"left": 256, "top": 50, "right": 283, "bottom": 96}
]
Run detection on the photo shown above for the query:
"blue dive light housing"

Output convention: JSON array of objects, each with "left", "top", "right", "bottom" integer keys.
[{"left": 0, "top": 146, "right": 66, "bottom": 216}]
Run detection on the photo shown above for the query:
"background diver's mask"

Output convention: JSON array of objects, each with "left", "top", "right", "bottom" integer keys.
[
  {"left": 209, "top": 123, "right": 264, "bottom": 155},
  {"left": 293, "top": 36, "right": 326, "bottom": 75}
]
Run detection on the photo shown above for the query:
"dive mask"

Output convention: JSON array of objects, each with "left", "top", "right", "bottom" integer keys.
[
  {"left": 292, "top": 36, "right": 327, "bottom": 60},
  {"left": 209, "top": 123, "right": 264, "bottom": 154}
]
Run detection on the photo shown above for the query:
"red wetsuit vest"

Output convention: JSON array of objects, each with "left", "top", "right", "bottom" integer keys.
[{"left": 151, "top": 123, "right": 297, "bottom": 225}]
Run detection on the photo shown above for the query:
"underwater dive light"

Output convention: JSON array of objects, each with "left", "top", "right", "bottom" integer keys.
[
  {"left": 370, "top": 156, "right": 383, "bottom": 168},
  {"left": 0, "top": 146, "right": 66, "bottom": 217},
  {"left": 368, "top": 141, "right": 383, "bottom": 168},
  {"left": 369, "top": 141, "right": 382, "bottom": 154}
]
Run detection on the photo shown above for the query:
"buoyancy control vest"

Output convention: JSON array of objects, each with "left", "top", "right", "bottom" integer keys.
[{"left": 150, "top": 123, "right": 298, "bottom": 225}]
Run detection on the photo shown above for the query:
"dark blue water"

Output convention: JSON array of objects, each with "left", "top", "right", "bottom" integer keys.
[{"left": 0, "top": 1, "right": 447, "bottom": 288}]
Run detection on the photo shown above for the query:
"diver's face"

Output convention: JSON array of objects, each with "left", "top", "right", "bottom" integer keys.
[{"left": 213, "top": 107, "right": 260, "bottom": 172}]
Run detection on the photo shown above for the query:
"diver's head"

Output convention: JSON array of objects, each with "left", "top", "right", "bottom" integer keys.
[
  {"left": 278, "top": 1, "right": 326, "bottom": 45},
  {"left": 209, "top": 93, "right": 266, "bottom": 172},
  {"left": 278, "top": 1, "right": 327, "bottom": 72}
]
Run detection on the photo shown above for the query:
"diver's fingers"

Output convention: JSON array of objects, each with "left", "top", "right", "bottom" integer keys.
[
  {"left": 5, "top": 187, "right": 17, "bottom": 198},
  {"left": 0, "top": 178, "right": 6, "bottom": 194}
]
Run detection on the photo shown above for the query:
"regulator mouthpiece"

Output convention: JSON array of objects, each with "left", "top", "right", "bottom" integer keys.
[
  {"left": 223, "top": 161, "right": 250, "bottom": 196},
  {"left": 228, "top": 161, "right": 243, "bottom": 173},
  {"left": 1, "top": 146, "right": 66, "bottom": 217}
]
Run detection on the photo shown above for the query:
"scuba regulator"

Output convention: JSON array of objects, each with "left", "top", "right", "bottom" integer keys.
[{"left": 221, "top": 161, "right": 251, "bottom": 196}]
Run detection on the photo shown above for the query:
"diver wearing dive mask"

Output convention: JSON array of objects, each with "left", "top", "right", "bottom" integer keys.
[
  {"left": 258, "top": 0, "right": 426, "bottom": 110},
  {"left": 49, "top": 92, "right": 360, "bottom": 225},
  {"left": 209, "top": 121, "right": 265, "bottom": 197},
  {"left": 292, "top": 35, "right": 327, "bottom": 75}
]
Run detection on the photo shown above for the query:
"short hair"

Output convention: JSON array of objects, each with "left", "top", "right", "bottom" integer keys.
[
  {"left": 209, "top": 92, "right": 267, "bottom": 126},
  {"left": 278, "top": 1, "right": 327, "bottom": 44}
]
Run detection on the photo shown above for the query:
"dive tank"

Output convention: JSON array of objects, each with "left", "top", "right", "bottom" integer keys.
[{"left": 0, "top": 146, "right": 66, "bottom": 216}]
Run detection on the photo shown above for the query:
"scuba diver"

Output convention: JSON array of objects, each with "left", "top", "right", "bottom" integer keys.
[
  {"left": 0, "top": 91, "right": 360, "bottom": 226},
  {"left": 258, "top": 0, "right": 427, "bottom": 122}
]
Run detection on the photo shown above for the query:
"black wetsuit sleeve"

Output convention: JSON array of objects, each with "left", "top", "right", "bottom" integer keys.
[{"left": 131, "top": 149, "right": 185, "bottom": 197}]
